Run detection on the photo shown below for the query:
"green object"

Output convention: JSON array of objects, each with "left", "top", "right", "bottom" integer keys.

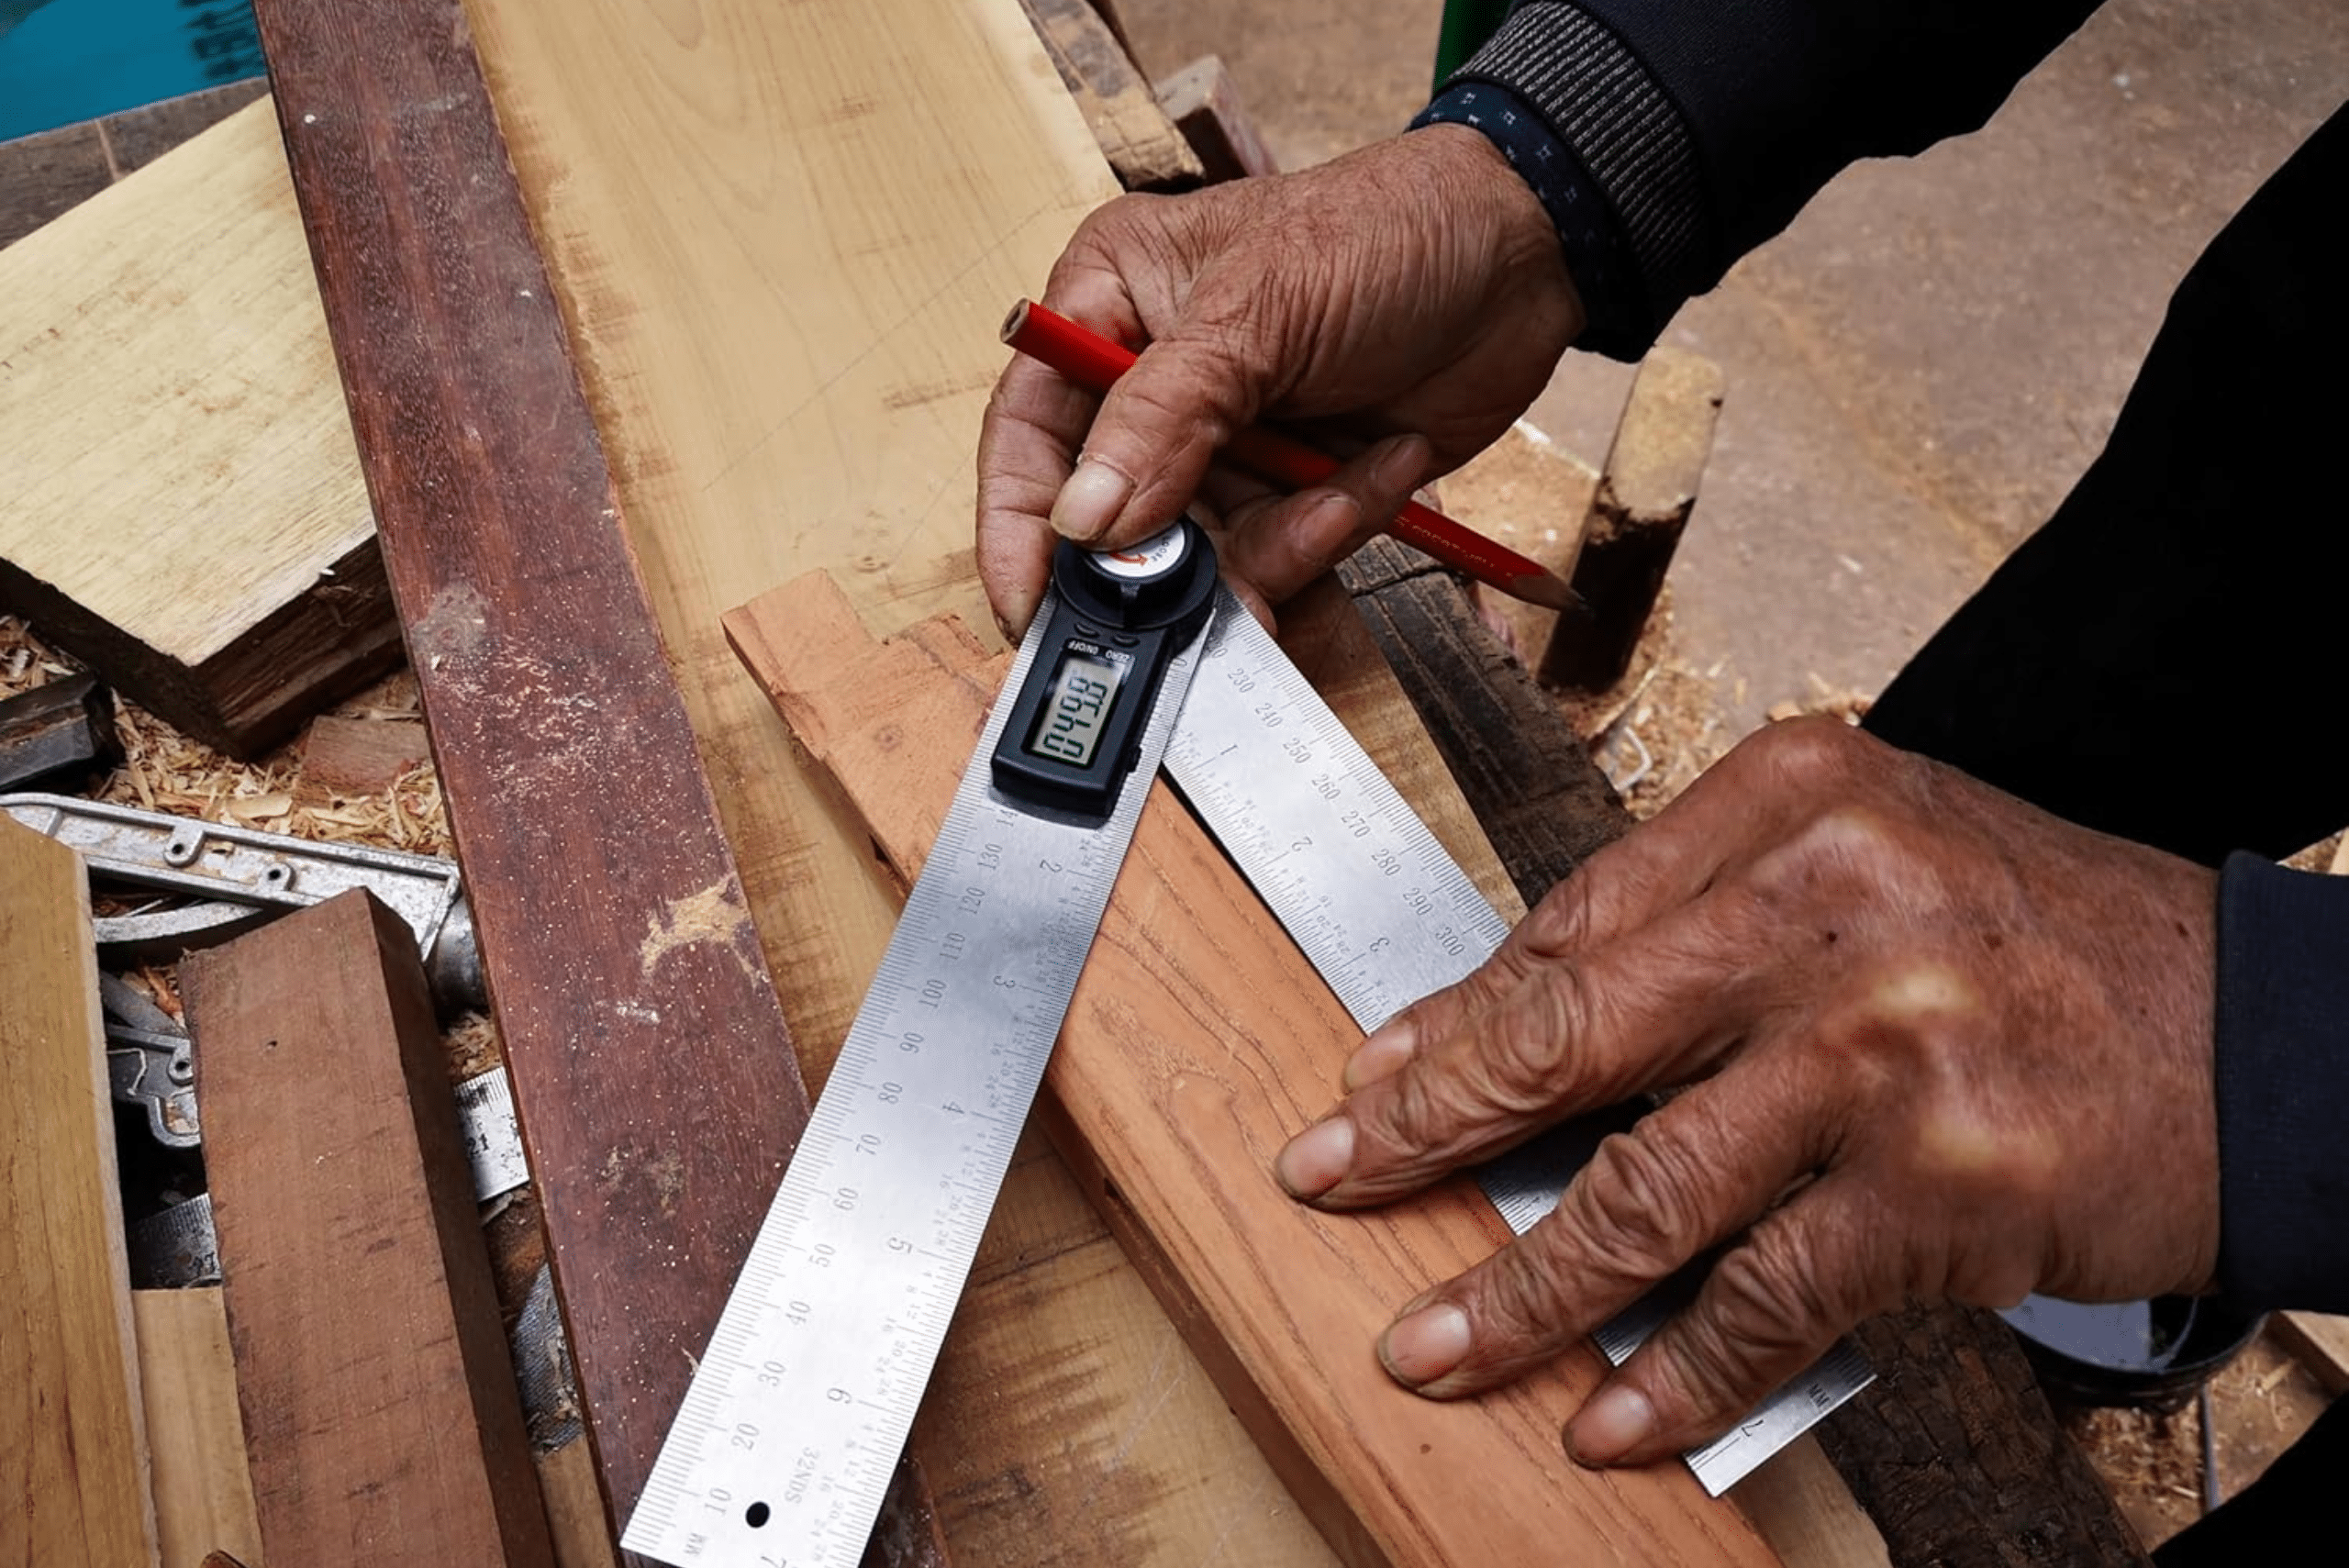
[{"left": 1432, "top": 0, "right": 1511, "bottom": 91}]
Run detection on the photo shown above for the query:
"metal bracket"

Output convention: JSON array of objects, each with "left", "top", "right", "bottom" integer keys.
[{"left": 4, "top": 791, "right": 483, "bottom": 1014}]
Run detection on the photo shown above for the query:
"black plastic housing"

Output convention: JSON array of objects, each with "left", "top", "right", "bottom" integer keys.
[{"left": 990, "top": 517, "right": 1218, "bottom": 818}]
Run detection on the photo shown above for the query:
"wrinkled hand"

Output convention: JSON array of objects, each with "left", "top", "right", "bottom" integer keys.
[
  {"left": 1274, "top": 717, "right": 2221, "bottom": 1467},
  {"left": 977, "top": 124, "right": 1580, "bottom": 637}
]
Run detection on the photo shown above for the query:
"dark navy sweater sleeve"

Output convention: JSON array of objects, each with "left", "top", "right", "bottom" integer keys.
[
  {"left": 2214, "top": 855, "right": 2349, "bottom": 1312},
  {"left": 1429, "top": 0, "right": 2103, "bottom": 354}
]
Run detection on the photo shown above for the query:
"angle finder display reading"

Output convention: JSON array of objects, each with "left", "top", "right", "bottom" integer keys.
[{"left": 1024, "top": 646, "right": 1126, "bottom": 766}]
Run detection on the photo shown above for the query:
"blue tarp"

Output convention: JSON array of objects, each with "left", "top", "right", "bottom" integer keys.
[{"left": 1, "top": 0, "right": 263, "bottom": 144}]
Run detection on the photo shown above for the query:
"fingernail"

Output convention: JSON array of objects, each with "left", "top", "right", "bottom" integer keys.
[
  {"left": 1342, "top": 1018, "right": 1417, "bottom": 1091},
  {"left": 1380, "top": 1301, "right": 1472, "bottom": 1386},
  {"left": 1274, "top": 1115, "right": 1354, "bottom": 1200},
  {"left": 1370, "top": 433, "right": 1431, "bottom": 497},
  {"left": 1052, "top": 458, "right": 1134, "bottom": 542},
  {"left": 1292, "top": 492, "right": 1361, "bottom": 575},
  {"left": 1567, "top": 1384, "right": 1655, "bottom": 1466}
]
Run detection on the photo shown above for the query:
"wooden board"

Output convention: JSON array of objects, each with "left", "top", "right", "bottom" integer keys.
[
  {"left": 728, "top": 570, "right": 1779, "bottom": 1568},
  {"left": 0, "top": 98, "right": 393, "bottom": 755},
  {"left": 184, "top": 890, "right": 554, "bottom": 1568},
  {"left": 134, "top": 1288, "right": 264, "bottom": 1568},
  {"left": 0, "top": 817, "right": 160, "bottom": 1565}
]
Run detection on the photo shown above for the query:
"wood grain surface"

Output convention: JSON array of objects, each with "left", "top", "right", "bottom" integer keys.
[
  {"left": 0, "top": 817, "right": 160, "bottom": 1566},
  {"left": 0, "top": 98, "right": 392, "bottom": 753},
  {"left": 133, "top": 1288, "right": 264, "bottom": 1568},
  {"left": 186, "top": 892, "right": 554, "bottom": 1568},
  {"left": 729, "top": 570, "right": 1780, "bottom": 1568}
]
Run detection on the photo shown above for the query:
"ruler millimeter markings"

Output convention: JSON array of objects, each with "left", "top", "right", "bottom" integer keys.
[
  {"left": 1165, "top": 600, "right": 1872, "bottom": 1496},
  {"left": 624, "top": 523, "right": 1219, "bottom": 1568}
]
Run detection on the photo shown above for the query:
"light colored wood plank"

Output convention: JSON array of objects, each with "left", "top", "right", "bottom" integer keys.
[
  {"left": 1731, "top": 1438, "right": 1892, "bottom": 1568},
  {"left": 134, "top": 1288, "right": 264, "bottom": 1568},
  {"left": 185, "top": 891, "right": 554, "bottom": 1568},
  {"left": 0, "top": 816, "right": 160, "bottom": 1566},
  {"left": 0, "top": 99, "right": 390, "bottom": 751},
  {"left": 462, "top": 0, "right": 1114, "bottom": 1059},
  {"left": 728, "top": 571, "right": 1780, "bottom": 1568},
  {"left": 534, "top": 1442, "right": 621, "bottom": 1568}
]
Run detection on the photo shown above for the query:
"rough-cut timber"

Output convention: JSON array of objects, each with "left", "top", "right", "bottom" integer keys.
[
  {"left": 242, "top": 1, "right": 945, "bottom": 1556},
  {"left": 187, "top": 893, "right": 553, "bottom": 1568},
  {"left": 1341, "top": 542, "right": 2150, "bottom": 1567},
  {"left": 1539, "top": 347, "right": 1725, "bottom": 692},
  {"left": 0, "top": 100, "right": 394, "bottom": 756},
  {"left": 729, "top": 570, "right": 1781, "bottom": 1568},
  {"left": 1155, "top": 54, "right": 1281, "bottom": 183},
  {"left": 0, "top": 817, "right": 159, "bottom": 1566},
  {"left": 1020, "top": 0, "right": 1203, "bottom": 189}
]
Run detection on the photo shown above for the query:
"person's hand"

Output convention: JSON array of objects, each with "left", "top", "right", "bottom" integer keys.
[
  {"left": 1272, "top": 717, "right": 2221, "bottom": 1467},
  {"left": 977, "top": 124, "right": 1581, "bottom": 637}
]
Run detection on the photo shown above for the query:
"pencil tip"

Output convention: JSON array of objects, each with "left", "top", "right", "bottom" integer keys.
[
  {"left": 1508, "top": 571, "right": 1585, "bottom": 614},
  {"left": 1000, "top": 298, "right": 1032, "bottom": 345}
]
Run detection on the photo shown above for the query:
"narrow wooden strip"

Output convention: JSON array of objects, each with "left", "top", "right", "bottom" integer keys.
[
  {"left": 236, "top": 2, "right": 952, "bottom": 1551},
  {"left": 133, "top": 1288, "right": 264, "bottom": 1568},
  {"left": 186, "top": 890, "right": 554, "bottom": 1567},
  {"left": 1018, "top": 0, "right": 1202, "bottom": 190},
  {"left": 0, "top": 816, "right": 160, "bottom": 1566},
  {"left": 728, "top": 571, "right": 1779, "bottom": 1568},
  {"left": 1338, "top": 539, "right": 2148, "bottom": 1565}
]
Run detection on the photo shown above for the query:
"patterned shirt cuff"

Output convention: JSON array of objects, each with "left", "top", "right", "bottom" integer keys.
[{"left": 1412, "top": 82, "right": 1650, "bottom": 361}]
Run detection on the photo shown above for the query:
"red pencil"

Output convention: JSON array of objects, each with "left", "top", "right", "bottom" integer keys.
[{"left": 999, "top": 299, "right": 1579, "bottom": 613}]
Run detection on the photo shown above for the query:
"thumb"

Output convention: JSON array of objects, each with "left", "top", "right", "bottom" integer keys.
[{"left": 1052, "top": 324, "right": 1274, "bottom": 549}]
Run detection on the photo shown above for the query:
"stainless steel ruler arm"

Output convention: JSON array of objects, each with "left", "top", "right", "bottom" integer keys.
[
  {"left": 1163, "top": 590, "right": 1871, "bottom": 1496},
  {"left": 626, "top": 524, "right": 1219, "bottom": 1568}
]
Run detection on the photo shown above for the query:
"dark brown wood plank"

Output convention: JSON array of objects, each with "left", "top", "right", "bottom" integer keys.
[
  {"left": 186, "top": 890, "right": 555, "bottom": 1568},
  {"left": 1337, "top": 537, "right": 2150, "bottom": 1567},
  {"left": 0, "top": 119, "right": 112, "bottom": 249},
  {"left": 242, "top": 2, "right": 947, "bottom": 1558}
]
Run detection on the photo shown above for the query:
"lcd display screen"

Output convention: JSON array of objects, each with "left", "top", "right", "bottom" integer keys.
[{"left": 1024, "top": 648, "right": 1126, "bottom": 767}]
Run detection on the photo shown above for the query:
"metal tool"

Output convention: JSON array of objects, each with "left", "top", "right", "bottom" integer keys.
[
  {"left": 632, "top": 528, "right": 1866, "bottom": 1561},
  {"left": 625, "top": 519, "right": 1219, "bottom": 1568},
  {"left": 1163, "top": 599, "right": 1872, "bottom": 1496},
  {"left": 4, "top": 792, "right": 484, "bottom": 1015}
]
